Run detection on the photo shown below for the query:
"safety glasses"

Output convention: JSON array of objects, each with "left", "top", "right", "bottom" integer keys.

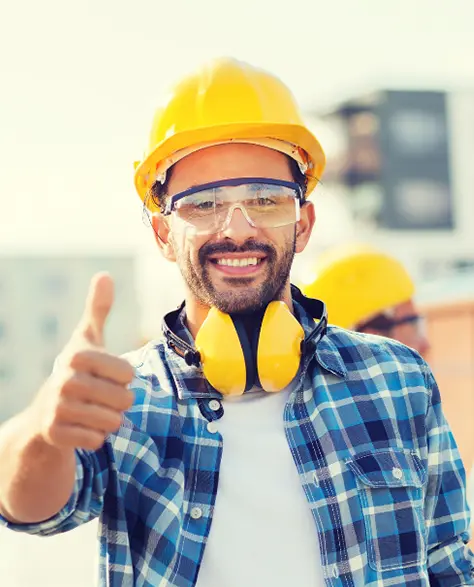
[
  {"left": 162, "top": 177, "right": 303, "bottom": 235},
  {"left": 358, "top": 313, "right": 425, "bottom": 333}
]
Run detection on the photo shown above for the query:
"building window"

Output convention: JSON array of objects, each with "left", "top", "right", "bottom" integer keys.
[
  {"left": 0, "top": 364, "right": 12, "bottom": 383},
  {"left": 40, "top": 316, "right": 59, "bottom": 341},
  {"left": 43, "top": 274, "right": 68, "bottom": 296}
]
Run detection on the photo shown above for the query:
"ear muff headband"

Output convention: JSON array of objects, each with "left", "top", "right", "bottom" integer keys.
[{"left": 231, "top": 314, "right": 259, "bottom": 392}]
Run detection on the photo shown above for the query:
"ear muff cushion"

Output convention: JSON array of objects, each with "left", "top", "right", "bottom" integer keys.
[
  {"left": 195, "top": 307, "right": 246, "bottom": 395},
  {"left": 257, "top": 302, "right": 304, "bottom": 392}
]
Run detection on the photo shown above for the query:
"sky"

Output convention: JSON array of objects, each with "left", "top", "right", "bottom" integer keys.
[{"left": 1, "top": 0, "right": 474, "bottom": 334}]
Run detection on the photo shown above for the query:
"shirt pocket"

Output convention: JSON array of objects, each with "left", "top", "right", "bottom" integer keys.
[{"left": 346, "top": 449, "right": 427, "bottom": 572}]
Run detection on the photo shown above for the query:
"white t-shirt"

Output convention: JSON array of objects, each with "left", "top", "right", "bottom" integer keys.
[{"left": 196, "top": 390, "right": 325, "bottom": 586}]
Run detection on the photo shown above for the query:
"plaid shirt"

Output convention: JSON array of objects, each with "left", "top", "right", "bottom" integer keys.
[{"left": 2, "top": 300, "right": 473, "bottom": 586}]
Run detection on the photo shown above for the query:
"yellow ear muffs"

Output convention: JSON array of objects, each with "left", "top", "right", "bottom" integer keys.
[
  {"left": 195, "top": 307, "right": 247, "bottom": 396},
  {"left": 257, "top": 302, "right": 305, "bottom": 392},
  {"left": 163, "top": 286, "right": 326, "bottom": 396},
  {"left": 195, "top": 302, "right": 305, "bottom": 395}
]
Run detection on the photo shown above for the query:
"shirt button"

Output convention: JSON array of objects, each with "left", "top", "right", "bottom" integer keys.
[
  {"left": 207, "top": 421, "right": 218, "bottom": 434},
  {"left": 332, "top": 564, "right": 339, "bottom": 579},
  {"left": 190, "top": 507, "right": 202, "bottom": 520},
  {"left": 392, "top": 467, "right": 403, "bottom": 480},
  {"left": 208, "top": 399, "right": 221, "bottom": 411}
]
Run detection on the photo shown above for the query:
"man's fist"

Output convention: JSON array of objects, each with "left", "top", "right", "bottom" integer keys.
[{"left": 30, "top": 273, "right": 135, "bottom": 451}]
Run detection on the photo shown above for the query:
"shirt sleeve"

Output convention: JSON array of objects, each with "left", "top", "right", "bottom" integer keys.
[
  {"left": 423, "top": 367, "right": 474, "bottom": 584},
  {"left": 0, "top": 447, "right": 109, "bottom": 537}
]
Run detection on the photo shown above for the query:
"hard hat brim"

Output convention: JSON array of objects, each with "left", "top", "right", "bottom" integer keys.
[{"left": 134, "top": 122, "right": 326, "bottom": 204}]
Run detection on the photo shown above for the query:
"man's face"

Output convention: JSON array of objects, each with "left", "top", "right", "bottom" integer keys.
[
  {"left": 390, "top": 300, "right": 431, "bottom": 357},
  {"left": 155, "top": 143, "right": 315, "bottom": 314},
  {"left": 359, "top": 299, "right": 431, "bottom": 357}
]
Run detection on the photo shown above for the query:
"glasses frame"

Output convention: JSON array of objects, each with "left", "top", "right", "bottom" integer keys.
[
  {"left": 161, "top": 177, "right": 304, "bottom": 235},
  {"left": 358, "top": 313, "right": 423, "bottom": 333},
  {"left": 163, "top": 177, "right": 303, "bottom": 213}
]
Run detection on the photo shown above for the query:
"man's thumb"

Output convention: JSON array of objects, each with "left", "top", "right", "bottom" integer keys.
[{"left": 79, "top": 272, "right": 114, "bottom": 346}]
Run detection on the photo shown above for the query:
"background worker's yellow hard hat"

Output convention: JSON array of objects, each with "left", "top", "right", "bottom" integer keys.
[
  {"left": 134, "top": 57, "right": 326, "bottom": 209},
  {"left": 300, "top": 245, "right": 415, "bottom": 329}
]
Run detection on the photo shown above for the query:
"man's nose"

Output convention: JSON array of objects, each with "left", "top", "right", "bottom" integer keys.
[
  {"left": 417, "top": 334, "right": 431, "bottom": 358},
  {"left": 218, "top": 205, "right": 259, "bottom": 243}
]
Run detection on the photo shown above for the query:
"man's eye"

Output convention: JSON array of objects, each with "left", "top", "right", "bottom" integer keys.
[
  {"left": 195, "top": 200, "right": 214, "bottom": 210},
  {"left": 255, "top": 197, "right": 275, "bottom": 206}
]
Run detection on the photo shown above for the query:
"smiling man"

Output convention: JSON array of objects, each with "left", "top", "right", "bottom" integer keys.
[
  {"left": 0, "top": 58, "right": 473, "bottom": 587},
  {"left": 150, "top": 142, "right": 310, "bottom": 327}
]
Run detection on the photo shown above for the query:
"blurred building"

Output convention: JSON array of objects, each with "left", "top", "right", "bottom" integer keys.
[
  {"left": 303, "top": 89, "right": 474, "bottom": 285},
  {"left": 300, "top": 93, "right": 474, "bottom": 500},
  {"left": 0, "top": 255, "right": 139, "bottom": 422},
  {"left": 417, "top": 271, "right": 474, "bottom": 477}
]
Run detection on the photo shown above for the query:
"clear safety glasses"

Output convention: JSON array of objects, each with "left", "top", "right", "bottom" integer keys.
[
  {"left": 358, "top": 313, "right": 426, "bottom": 335},
  {"left": 162, "top": 177, "right": 303, "bottom": 235}
]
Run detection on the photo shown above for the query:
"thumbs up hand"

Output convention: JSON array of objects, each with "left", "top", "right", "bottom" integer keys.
[
  {"left": 78, "top": 270, "right": 115, "bottom": 347},
  {"left": 30, "top": 273, "right": 135, "bottom": 451}
]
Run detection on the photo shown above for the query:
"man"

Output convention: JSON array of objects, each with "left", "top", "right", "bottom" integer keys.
[
  {"left": 301, "top": 244, "right": 431, "bottom": 356},
  {"left": 0, "top": 58, "right": 472, "bottom": 586}
]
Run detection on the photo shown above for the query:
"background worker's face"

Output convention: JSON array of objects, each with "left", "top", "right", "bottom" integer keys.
[
  {"left": 389, "top": 300, "right": 430, "bottom": 356},
  {"left": 359, "top": 299, "right": 431, "bottom": 357},
  {"left": 155, "top": 144, "right": 315, "bottom": 314}
]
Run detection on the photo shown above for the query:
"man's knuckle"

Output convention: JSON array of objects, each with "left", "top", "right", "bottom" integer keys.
[
  {"left": 100, "top": 410, "right": 121, "bottom": 432},
  {"left": 59, "top": 373, "right": 74, "bottom": 392},
  {"left": 83, "top": 433, "right": 105, "bottom": 451},
  {"left": 124, "top": 389, "right": 135, "bottom": 409},
  {"left": 45, "top": 421, "right": 61, "bottom": 444},
  {"left": 71, "top": 346, "right": 103, "bottom": 369},
  {"left": 123, "top": 363, "right": 135, "bottom": 381},
  {"left": 53, "top": 397, "right": 70, "bottom": 421},
  {"left": 114, "top": 392, "right": 132, "bottom": 413},
  {"left": 68, "top": 353, "right": 81, "bottom": 371},
  {"left": 110, "top": 413, "right": 123, "bottom": 430}
]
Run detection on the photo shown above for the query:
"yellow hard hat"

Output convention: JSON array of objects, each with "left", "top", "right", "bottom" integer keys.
[
  {"left": 300, "top": 245, "right": 415, "bottom": 329},
  {"left": 134, "top": 57, "right": 326, "bottom": 209}
]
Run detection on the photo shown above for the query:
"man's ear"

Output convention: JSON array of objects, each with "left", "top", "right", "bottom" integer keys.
[
  {"left": 151, "top": 213, "right": 176, "bottom": 262},
  {"left": 295, "top": 200, "right": 315, "bottom": 253}
]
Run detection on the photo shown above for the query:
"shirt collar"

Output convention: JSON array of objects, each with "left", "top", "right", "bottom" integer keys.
[
  {"left": 161, "top": 296, "right": 346, "bottom": 401},
  {"left": 293, "top": 300, "right": 347, "bottom": 380}
]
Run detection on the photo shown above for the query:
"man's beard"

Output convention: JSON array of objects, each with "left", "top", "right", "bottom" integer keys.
[{"left": 174, "top": 235, "right": 296, "bottom": 314}]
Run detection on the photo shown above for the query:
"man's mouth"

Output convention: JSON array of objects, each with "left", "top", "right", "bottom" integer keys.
[
  {"left": 208, "top": 254, "right": 266, "bottom": 275},
  {"left": 215, "top": 257, "right": 262, "bottom": 267}
]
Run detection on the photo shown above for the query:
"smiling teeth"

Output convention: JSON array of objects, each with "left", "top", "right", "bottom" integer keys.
[{"left": 216, "top": 257, "right": 260, "bottom": 267}]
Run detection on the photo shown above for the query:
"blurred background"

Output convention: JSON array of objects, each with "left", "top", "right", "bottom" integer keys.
[{"left": 1, "top": 0, "right": 474, "bottom": 584}]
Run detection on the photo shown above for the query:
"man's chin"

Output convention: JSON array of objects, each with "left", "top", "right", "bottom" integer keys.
[{"left": 208, "top": 286, "right": 269, "bottom": 315}]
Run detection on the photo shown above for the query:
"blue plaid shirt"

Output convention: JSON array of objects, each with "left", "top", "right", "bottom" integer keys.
[{"left": 2, "top": 300, "right": 474, "bottom": 586}]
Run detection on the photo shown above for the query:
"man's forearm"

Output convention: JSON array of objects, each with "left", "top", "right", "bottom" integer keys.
[{"left": 0, "top": 409, "right": 76, "bottom": 524}]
